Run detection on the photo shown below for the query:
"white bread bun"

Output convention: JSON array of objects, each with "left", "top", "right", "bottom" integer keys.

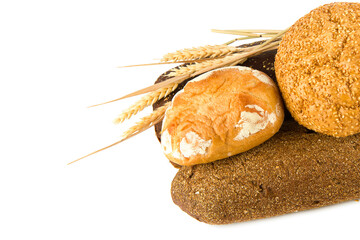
[{"left": 161, "top": 66, "right": 284, "bottom": 166}]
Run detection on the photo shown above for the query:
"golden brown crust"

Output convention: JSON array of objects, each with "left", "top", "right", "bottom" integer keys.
[
  {"left": 171, "top": 120, "right": 360, "bottom": 224},
  {"left": 275, "top": 2, "right": 360, "bottom": 137},
  {"left": 153, "top": 47, "right": 293, "bottom": 144},
  {"left": 161, "top": 67, "right": 284, "bottom": 166}
]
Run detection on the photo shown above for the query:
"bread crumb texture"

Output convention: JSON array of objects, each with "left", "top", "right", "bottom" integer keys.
[
  {"left": 161, "top": 66, "right": 284, "bottom": 165},
  {"left": 275, "top": 2, "right": 360, "bottom": 137},
  {"left": 171, "top": 120, "right": 360, "bottom": 224}
]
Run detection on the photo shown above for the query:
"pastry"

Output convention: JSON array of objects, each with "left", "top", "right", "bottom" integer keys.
[
  {"left": 275, "top": 2, "right": 360, "bottom": 137},
  {"left": 160, "top": 66, "right": 284, "bottom": 166}
]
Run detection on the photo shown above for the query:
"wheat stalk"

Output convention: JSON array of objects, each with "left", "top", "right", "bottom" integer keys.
[
  {"left": 166, "top": 39, "right": 281, "bottom": 78},
  {"left": 161, "top": 44, "right": 240, "bottom": 62},
  {"left": 165, "top": 54, "right": 245, "bottom": 77},
  {"left": 121, "top": 102, "right": 170, "bottom": 140},
  {"left": 117, "top": 31, "right": 282, "bottom": 68},
  {"left": 117, "top": 31, "right": 286, "bottom": 101},
  {"left": 215, "top": 29, "right": 283, "bottom": 45},
  {"left": 113, "top": 83, "right": 178, "bottom": 124},
  {"left": 112, "top": 29, "right": 287, "bottom": 126},
  {"left": 68, "top": 102, "right": 170, "bottom": 165},
  {"left": 89, "top": 82, "right": 178, "bottom": 109},
  {"left": 69, "top": 29, "right": 289, "bottom": 165},
  {"left": 212, "top": 29, "right": 281, "bottom": 37}
]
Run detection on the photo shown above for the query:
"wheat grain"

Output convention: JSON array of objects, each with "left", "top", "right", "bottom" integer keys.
[
  {"left": 167, "top": 36, "right": 283, "bottom": 78},
  {"left": 161, "top": 45, "right": 239, "bottom": 62},
  {"left": 165, "top": 54, "right": 241, "bottom": 77},
  {"left": 121, "top": 102, "right": 170, "bottom": 141},
  {"left": 69, "top": 29, "right": 289, "bottom": 165},
  {"left": 121, "top": 31, "right": 286, "bottom": 101},
  {"left": 113, "top": 83, "right": 178, "bottom": 124},
  {"left": 211, "top": 29, "right": 281, "bottom": 37},
  {"left": 109, "top": 30, "right": 288, "bottom": 101},
  {"left": 68, "top": 102, "right": 170, "bottom": 165}
]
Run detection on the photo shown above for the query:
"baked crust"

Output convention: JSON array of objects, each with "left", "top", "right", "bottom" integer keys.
[
  {"left": 161, "top": 66, "right": 284, "bottom": 166},
  {"left": 154, "top": 47, "right": 287, "bottom": 143},
  {"left": 171, "top": 120, "right": 360, "bottom": 224},
  {"left": 275, "top": 2, "right": 360, "bottom": 137}
]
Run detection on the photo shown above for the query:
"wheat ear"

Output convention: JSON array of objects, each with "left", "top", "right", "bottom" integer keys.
[
  {"left": 118, "top": 34, "right": 285, "bottom": 101},
  {"left": 167, "top": 35, "right": 284, "bottom": 78},
  {"left": 165, "top": 53, "right": 245, "bottom": 77},
  {"left": 103, "top": 29, "right": 288, "bottom": 104},
  {"left": 161, "top": 44, "right": 239, "bottom": 62},
  {"left": 211, "top": 29, "right": 282, "bottom": 37},
  {"left": 113, "top": 83, "right": 178, "bottom": 124},
  {"left": 121, "top": 102, "right": 170, "bottom": 140},
  {"left": 68, "top": 102, "right": 170, "bottom": 165}
]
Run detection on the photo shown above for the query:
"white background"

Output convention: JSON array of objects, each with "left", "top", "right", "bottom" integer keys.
[{"left": 1, "top": 0, "right": 359, "bottom": 239}]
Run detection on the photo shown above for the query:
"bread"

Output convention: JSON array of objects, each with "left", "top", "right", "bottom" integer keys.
[
  {"left": 160, "top": 66, "right": 284, "bottom": 166},
  {"left": 154, "top": 46, "right": 292, "bottom": 144},
  {"left": 171, "top": 119, "right": 360, "bottom": 224},
  {"left": 275, "top": 2, "right": 360, "bottom": 137}
]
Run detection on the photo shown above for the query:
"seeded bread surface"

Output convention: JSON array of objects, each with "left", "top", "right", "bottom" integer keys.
[
  {"left": 171, "top": 120, "right": 360, "bottom": 224},
  {"left": 275, "top": 2, "right": 360, "bottom": 137}
]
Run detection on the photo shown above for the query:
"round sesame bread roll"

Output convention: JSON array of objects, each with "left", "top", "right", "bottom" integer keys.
[
  {"left": 275, "top": 2, "right": 360, "bottom": 137},
  {"left": 161, "top": 66, "right": 284, "bottom": 166}
]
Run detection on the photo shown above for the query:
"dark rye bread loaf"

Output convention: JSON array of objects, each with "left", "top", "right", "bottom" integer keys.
[{"left": 171, "top": 120, "right": 360, "bottom": 224}]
